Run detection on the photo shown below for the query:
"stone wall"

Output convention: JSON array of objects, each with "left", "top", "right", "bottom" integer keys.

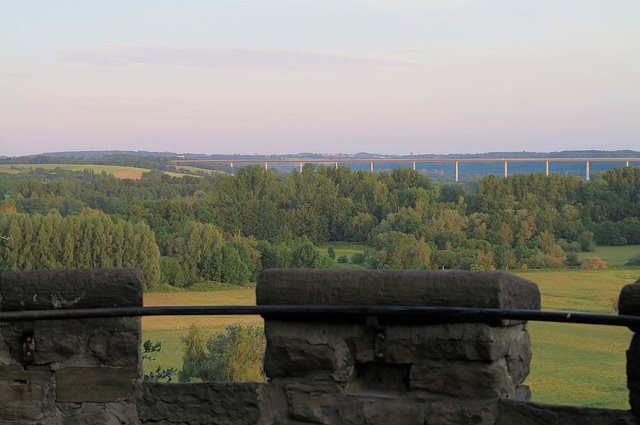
[{"left": 0, "top": 268, "right": 638, "bottom": 424}]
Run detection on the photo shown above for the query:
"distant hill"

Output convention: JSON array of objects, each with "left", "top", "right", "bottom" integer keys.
[{"left": 3, "top": 150, "right": 639, "bottom": 181}]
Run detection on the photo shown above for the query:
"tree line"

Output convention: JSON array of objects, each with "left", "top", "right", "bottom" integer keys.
[{"left": 0, "top": 164, "right": 639, "bottom": 287}]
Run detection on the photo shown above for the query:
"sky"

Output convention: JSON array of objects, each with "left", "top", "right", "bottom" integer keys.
[{"left": 1, "top": 1, "right": 639, "bottom": 157}]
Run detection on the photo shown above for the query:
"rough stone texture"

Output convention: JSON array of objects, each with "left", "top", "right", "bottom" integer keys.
[
  {"left": 54, "top": 402, "right": 141, "bottom": 425},
  {"left": 619, "top": 278, "right": 640, "bottom": 319},
  {"left": 2, "top": 268, "right": 638, "bottom": 425},
  {"left": 257, "top": 269, "right": 541, "bottom": 311},
  {"left": 0, "top": 381, "right": 47, "bottom": 421},
  {"left": 381, "top": 323, "right": 528, "bottom": 362},
  {"left": 425, "top": 398, "right": 498, "bottom": 425},
  {"left": 410, "top": 358, "right": 515, "bottom": 398},
  {"left": 0, "top": 268, "right": 143, "bottom": 311},
  {"left": 0, "top": 364, "right": 50, "bottom": 381},
  {"left": 0, "top": 316, "right": 140, "bottom": 370},
  {"left": 56, "top": 367, "right": 138, "bottom": 403},
  {"left": 496, "top": 399, "right": 638, "bottom": 425},
  {"left": 139, "top": 381, "right": 263, "bottom": 425},
  {"left": 621, "top": 279, "right": 640, "bottom": 417}
]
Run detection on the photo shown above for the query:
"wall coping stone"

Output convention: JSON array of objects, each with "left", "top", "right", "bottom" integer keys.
[
  {"left": 257, "top": 269, "right": 541, "bottom": 310},
  {"left": 0, "top": 268, "right": 143, "bottom": 312}
]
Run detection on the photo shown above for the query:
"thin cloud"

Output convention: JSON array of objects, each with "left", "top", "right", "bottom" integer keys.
[{"left": 59, "top": 46, "right": 423, "bottom": 70}]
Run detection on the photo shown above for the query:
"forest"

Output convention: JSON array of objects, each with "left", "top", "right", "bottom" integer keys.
[{"left": 0, "top": 163, "right": 639, "bottom": 288}]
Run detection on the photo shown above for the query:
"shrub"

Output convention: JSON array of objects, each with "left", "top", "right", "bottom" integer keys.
[
  {"left": 337, "top": 254, "right": 349, "bottom": 263},
  {"left": 564, "top": 252, "right": 580, "bottom": 266},
  {"left": 350, "top": 253, "right": 365, "bottom": 264},
  {"left": 180, "top": 322, "right": 266, "bottom": 383},
  {"left": 327, "top": 246, "right": 336, "bottom": 259},
  {"left": 526, "top": 253, "right": 563, "bottom": 269},
  {"left": 626, "top": 251, "right": 640, "bottom": 267},
  {"left": 581, "top": 256, "right": 607, "bottom": 270}
]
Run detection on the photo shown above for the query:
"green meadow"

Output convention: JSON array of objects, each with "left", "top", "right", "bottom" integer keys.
[
  {"left": 0, "top": 163, "right": 190, "bottom": 179},
  {"left": 577, "top": 245, "right": 640, "bottom": 267},
  {"left": 514, "top": 269, "right": 639, "bottom": 409},
  {"left": 142, "top": 267, "right": 640, "bottom": 409}
]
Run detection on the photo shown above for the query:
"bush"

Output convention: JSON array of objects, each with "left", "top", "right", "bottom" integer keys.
[
  {"left": 180, "top": 322, "right": 266, "bottom": 383},
  {"left": 327, "top": 246, "right": 336, "bottom": 259},
  {"left": 350, "top": 253, "right": 365, "bottom": 264},
  {"left": 564, "top": 252, "right": 580, "bottom": 266},
  {"left": 526, "top": 253, "right": 563, "bottom": 269},
  {"left": 337, "top": 254, "right": 349, "bottom": 263},
  {"left": 581, "top": 256, "right": 607, "bottom": 270},
  {"left": 626, "top": 251, "right": 640, "bottom": 267}
]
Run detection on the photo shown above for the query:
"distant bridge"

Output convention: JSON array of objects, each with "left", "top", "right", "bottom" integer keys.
[{"left": 173, "top": 157, "right": 640, "bottom": 182}]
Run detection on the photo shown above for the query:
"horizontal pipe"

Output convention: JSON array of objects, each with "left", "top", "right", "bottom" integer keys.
[{"left": 0, "top": 305, "right": 639, "bottom": 328}]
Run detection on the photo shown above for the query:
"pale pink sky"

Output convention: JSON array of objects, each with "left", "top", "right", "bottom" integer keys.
[{"left": 1, "top": 1, "right": 639, "bottom": 156}]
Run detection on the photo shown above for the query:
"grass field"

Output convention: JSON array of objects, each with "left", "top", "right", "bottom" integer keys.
[
  {"left": 319, "top": 242, "right": 367, "bottom": 268},
  {"left": 0, "top": 163, "right": 189, "bottom": 179},
  {"left": 142, "top": 268, "right": 640, "bottom": 408},
  {"left": 577, "top": 245, "right": 640, "bottom": 267},
  {"left": 142, "top": 289, "right": 261, "bottom": 378}
]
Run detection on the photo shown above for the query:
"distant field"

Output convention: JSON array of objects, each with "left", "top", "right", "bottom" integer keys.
[
  {"left": 0, "top": 163, "right": 188, "bottom": 179},
  {"left": 142, "top": 269, "right": 640, "bottom": 408},
  {"left": 319, "top": 242, "right": 367, "bottom": 268},
  {"left": 577, "top": 245, "right": 640, "bottom": 267},
  {"left": 173, "top": 165, "right": 226, "bottom": 175},
  {"left": 142, "top": 289, "right": 260, "bottom": 377}
]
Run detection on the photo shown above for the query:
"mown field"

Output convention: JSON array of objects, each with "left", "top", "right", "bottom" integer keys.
[
  {"left": 515, "top": 269, "right": 638, "bottom": 408},
  {"left": 0, "top": 163, "right": 189, "bottom": 179},
  {"left": 577, "top": 245, "right": 640, "bottom": 267},
  {"left": 142, "top": 266, "right": 640, "bottom": 409}
]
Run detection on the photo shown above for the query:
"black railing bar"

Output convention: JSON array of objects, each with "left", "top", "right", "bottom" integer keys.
[{"left": 0, "top": 305, "right": 638, "bottom": 327}]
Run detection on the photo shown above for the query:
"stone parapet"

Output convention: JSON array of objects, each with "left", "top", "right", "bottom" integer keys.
[
  {"left": 0, "top": 268, "right": 636, "bottom": 424},
  {"left": 620, "top": 278, "right": 640, "bottom": 417},
  {"left": 257, "top": 269, "right": 540, "bottom": 424},
  {"left": 0, "top": 268, "right": 143, "bottom": 424}
]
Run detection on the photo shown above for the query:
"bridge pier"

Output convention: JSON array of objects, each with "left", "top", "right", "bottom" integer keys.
[
  {"left": 455, "top": 161, "right": 459, "bottom": 182},
  {"left": 586, "top": 161, "right": 590, "bottom": 181},
  {"left": 505, "top": 161, "right": 508, "bottom": 178},
  {"left": 546, "top": 161, "right": 549, "bottom": 176}
]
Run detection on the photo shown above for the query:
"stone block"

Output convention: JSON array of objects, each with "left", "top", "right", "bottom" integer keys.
[
  {"left": 345, "top": 362, "right": 410, "bottom": 395},
  {"left": 382, "top": 323, "right": 528, "bottom": 363},
  {"left": 505, "top": 326, "right": 532, "bottom": 385},
  {"left": 264, "top": 321, "right": 356, "bottom": 379},
  {"left": 89, "top": 327, "right": 141, "bottom": 367},
  {"left": 628, "top": 348, "right": 640, "bottom": 394},
  {"left": 288, "top": 390, "right": 333, "bottom": 424},
  {"left": 265, "top": 335, "right": 343, "bottom": 378},
  {"left": 0, "top": 317, "right": 142, "bottom": 368},
  {"left": 410, "top": 358, "right": 515, "bottom": 398},
  {"left": 0, "top": 268, "right": 143, "bottom": 312},
  {"left": 0, "top": 364, "right": 50, "bottom": 381},
  {"left": 620, "top": 279, "right": 640, "bottom": 317},
  {"left": 361, "top": 398, "right": 427, "bottom": 425},
  {"left": 257, "top": 269, "right": 540, "bottom": 313},
  {"left": 515, "top": 385, "right": 531, "bottom": 401},
  {"left": 425, "top": 398, "right": 498, "bottom": 425},
  {"left": 496, "top": 399, "right": 639, "bottom": 425},
  {"left": 56, "top": 367, "right": 138, "bottom": 403},
  {"left": 0, "top": 381, "right": 46, "bottom": 421},
  {"left": 55, "top": 402, "right": 141, "bottom": 425},
  {"left": 138, "top": 381, "right": 262, "bottom": 425}
]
